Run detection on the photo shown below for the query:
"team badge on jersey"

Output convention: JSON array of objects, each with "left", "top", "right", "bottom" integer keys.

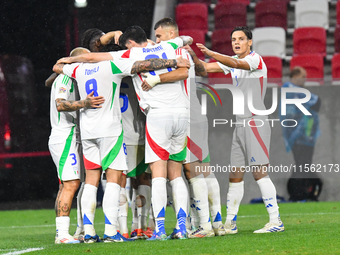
[{"left": 59, "top": 87, "right": 67, "bottom": 94}]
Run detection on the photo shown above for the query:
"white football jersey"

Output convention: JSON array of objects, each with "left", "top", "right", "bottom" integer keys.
[
  {"left": 63, "top": 59, "right": 134, "bottom": 139},
  {"left": 218, "top": 51, "right": 268, "bottom": 120},
  {"left": 111, "top": 39, "right": 188, "bottom": 113},
  {"left": 175, "top": 47, "right": 207, "bottom": 124},
  {"left": 49, "top": 74, "right": 79, "bottom": 145}
]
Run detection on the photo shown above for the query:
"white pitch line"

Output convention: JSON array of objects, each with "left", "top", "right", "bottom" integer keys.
[{"left": 2, "top": 248, "right": 44, "bottom": 255}]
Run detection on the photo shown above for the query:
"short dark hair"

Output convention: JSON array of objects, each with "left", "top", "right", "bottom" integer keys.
[
  {"left": 290, "top": 66, "right": 305, "bottom": 78},
  {"left": 154, "top": 17, "right": 178, "bottom": 31},
  {"left": 81, "top": 28, "right": 104, "bottom": 51},
  {"left": 231, "top": 26, "right": 252, "bottom": 40},
  {"left": 100, "top": 41, "right": 122, "bottom": 52},
  {"left": 119, "top": 26, "right": 148, "bottom": 49}
]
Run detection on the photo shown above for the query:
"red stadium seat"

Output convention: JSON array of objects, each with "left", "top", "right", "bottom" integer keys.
[
  {"left": 208, "top": 59, "right": 232, "bottom": 84},
  {"left": 255, "top": 0, "right": 288, "bottom": 30},
  {"left": 332, "top": 53, "right": 340, "bottom": 80},
  {"left": 293, "top": 27, "right": 326, "bottom": 57},
  {"left": 335, "top": 25, "right": 340, "bottom": 53},
  {"left": 178, "top": 0, "right": 211, "bottom": 5},
  {"left": 262, "top": 56, "right": 282, "bottom": 86},
  {"left": 211, "top": 29, "right": 234, "bottom": 56},
  {"left": 290, "top": 54, "right": 324, "bottom": 84},
  {"left": 217, "top": 0, "right": 250, "bottom": 5},
  {"left": 176, "top": 3, "right": 208, "bottom": 33},
  {"left": 179, "top": 29, "right": 206, "bottom": 60},
  {"left": 214, "top": 2, "right": 247, "bottom": 30}
]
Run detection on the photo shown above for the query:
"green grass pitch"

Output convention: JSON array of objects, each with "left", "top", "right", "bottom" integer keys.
[{"left": 0, "top": 202, "right": 340, "bottom": 255}]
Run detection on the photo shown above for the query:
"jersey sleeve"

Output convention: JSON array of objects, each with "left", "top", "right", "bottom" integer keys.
[
  {"left": 217, "top": 62, "right": 231, "bottom": 75},
  {"left": 243, "top": 53, "right": 261, "bottom": 72},
  {"left": 54, "top": 74, "right": 70, "bottom": 100},
  {"left": 63, "top": 63, "right": 80, "bottom": 78},
  {"left": 165, "top": 37, "right": 183, "bottom": 50},
  {"left": 109, "top": 50, "right": 128, "bottom": 60},
  {"left": 110, "top": 58, "right": 134, "bottom": 76}
]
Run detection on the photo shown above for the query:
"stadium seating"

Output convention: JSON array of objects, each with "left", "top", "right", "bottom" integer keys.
[
  {"left": 337, "top": 0, "right": 340, "bottom": 25},
  {"left": 331, "top": 53, "right": 340, "bottom": 80},
  {"left": 255, "top": 0, "right": 288, "bottom": 30},
  {"left": 295, "top": 0, "right": 329, "bottom": 29},
  {"left": 335, "top": 25, "right": 340, "bottom": 53},
  {"left": 293, "top": 27, "right": 326, "bottom": 57},
  {"left": 214, "top": 2, "right": 247, "bottom": 30},
  {"left": 178, "top": 0, "right": 211, "bottom": 5},
  {"left": 252, "top": 27, "right": 286, "bottom": 58},
  {"left": 211, "top": 29, "right": 234, "bottom": 56},
  {"left": 262, "top": 56, "right": 283, "bottom": 86},
  {"left": 179, "top": 29, "right": 206, "bottom": 60},
  {"left": 290, "top": 54, "right": 324, "bottom": 84},
  {"left": 176, "top": 3, "right": 208, "bottom": 32},
  {"left": 217, "top": 0, "right": 250, "bottom": 5}
]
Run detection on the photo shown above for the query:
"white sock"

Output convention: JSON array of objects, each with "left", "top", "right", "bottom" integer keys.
[
  {"left": 189, "top": 174, "right": 211, "bottom": 230},
  {"left": 56, "top": 216, "right": 70, "bottom": 237},
  {"left": 152, "top": 177, "right": 167, "bottom": 233},
  {"left": 76, "top": 182, "right": 85, "bottom": 233},
  {"left": 170, "top": 177, "right": 188, "bottom": 231},
  {"left": 81, "top": 184, "right": 98, "bottom": 236},
  {"left": 103, "top": 182, "right": 120, "bottom": 236},
  {"left": 131, "top": 188, "right": 138, "bottom": 230},
  {"left": 226, "top": 181, "right": 244, "bottom": 224},
  {"left": 137, "top": 185, "right": 151, "bottom": 230},
  {"left": 118, "top": 187, "right": 128, "bottom": 234},
  {"left": 148, "top": 205, "right": 155, "bottom": 230},
  {"left": 125, "top": 178, "right": 131, "bottom": 204},
  {"left": 189, "top": 184, "right": 199, "bottom": 229},
  {"left": 256, "top": 176, "right": 281, "bottom": 224},
  {"left": 101, "top": 179, "right": 107, "bottom": 192},
  {"left": 205, "top": 173, "right": 223, "bottom": 228},
  {"left": 167, "top": 180, "right": 176, "bottom": 213}
]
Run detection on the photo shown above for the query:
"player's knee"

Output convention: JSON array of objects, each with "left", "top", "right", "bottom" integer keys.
[
  {"left": 63, "top": 179, "right": 80, "bottom": 192},
  {"left": 136, "top": 195, "right": 146, "bottom": 208},
  {"left": 119, "top": 193, "right": 127, "bottom": 206}
]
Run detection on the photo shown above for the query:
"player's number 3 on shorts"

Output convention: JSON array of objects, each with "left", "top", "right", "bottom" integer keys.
[{"left": 69, "top": 153, "right": 77, "bottom": 166}]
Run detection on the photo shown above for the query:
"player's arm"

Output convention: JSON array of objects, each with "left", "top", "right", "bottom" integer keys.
[
  {"left": 182, "top": 45, "right": 207, "bottom": 77},
  {"left": 141, "top": 67, "right": 188, "bottom": 91},
  {"left": 130, "top": 56, "right": 189, "bottom": 74},
  {"left": 196, "top": 43, "right": 250, "bottom": 70},
  {"left": 45, "top": 73, "right": 57, "bottom": 87},
  {"left": 55, "top": 91, "right": 105, "bottom": 112},
  {"left": 57, "top": 52, "right": 113, "bottom": 65},
  {"left": 100, "top": 30, "right": 122, "bottom": 45}
]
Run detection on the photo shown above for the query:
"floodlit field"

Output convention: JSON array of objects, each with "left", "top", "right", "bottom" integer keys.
[{"left": 0, "top": 202, "right": 339, "bottom": 255}]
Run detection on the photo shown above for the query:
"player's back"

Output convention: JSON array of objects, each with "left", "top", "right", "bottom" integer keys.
[
  {"left": 63, "top": 60, "right": 133, "bottom": 139},
  {"left": 121, "top": 41, "right": 188, "bottom": 112}
]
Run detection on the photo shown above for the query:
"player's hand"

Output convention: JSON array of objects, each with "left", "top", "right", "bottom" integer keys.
[
  {"left": 57, "top": 57, "right": 72, "bottom": 64},
  {"left": 180, "top": 35, "right": 193, "bottom": 46},
  {"left": 85, "top": 91, "right": 105, "bottom": 108},
  {"left": 196, "top": 43, "right": 214, "bottom": 57},
  {"left": 100, "top": 30, "right": 123, "bottom": 45},
  {"left": 141, "top": 73, "right": 160, "bottom": 91},
  {"left": 176, "top": 56, "right": 190, "bottom": 68},
  {"left": 182, "top": 45, "right": 197, "bottom": 57}
]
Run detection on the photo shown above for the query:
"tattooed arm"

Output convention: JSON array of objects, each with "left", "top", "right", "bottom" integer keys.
[
  {"left": 56, "top": 91, "right": 105, "bottom": 112},
  {"left": 130, "top": 56, "right": 189, "bottom": 74},
  {"left": 182, "top": 45, "right": 207, "bottom": 77}
]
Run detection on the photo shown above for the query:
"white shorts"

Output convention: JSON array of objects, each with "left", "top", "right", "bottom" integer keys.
[
  {"left": 82, "top": 132, "right": 128, "bottom": 171},
  {"left": 145, "top": 108, "right": 188, "bottom": 163},
  {"left": 126, "top": 145, "right": 150, "bottom": 178},
  {"left": 185, "top": 120, "right": 210, "bottom": 164},
  {"left": 230, "top": 117, "right": 271, "bottom": 167},
  {"left": 49, "top": 140, "right": 80, "bottom": 182}
]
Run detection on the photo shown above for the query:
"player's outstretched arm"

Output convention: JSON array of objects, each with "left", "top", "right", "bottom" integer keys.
[
  {"left": 100, "top": 30, "right": 122, "bottom": 45},
  {"left": 55, "top": 91, "right": 105, "bottom": 112},
  {"left": 182, "top": 45, "right": 207, "bottom": 77},
  {"left": 57, "top": 52, "right": 112, "bottom": 65},
  {"left": 196, "top": 43, "right": 250, "bottom": 70},
  {"left": 141, "top": 67, "right": 189, "bottom": 91},
  {"left": 130, "top": 56, "right": 189, "bottom": 74},
  {"left": 45, "top": 73, "right": 58, "bottom": 87}
]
